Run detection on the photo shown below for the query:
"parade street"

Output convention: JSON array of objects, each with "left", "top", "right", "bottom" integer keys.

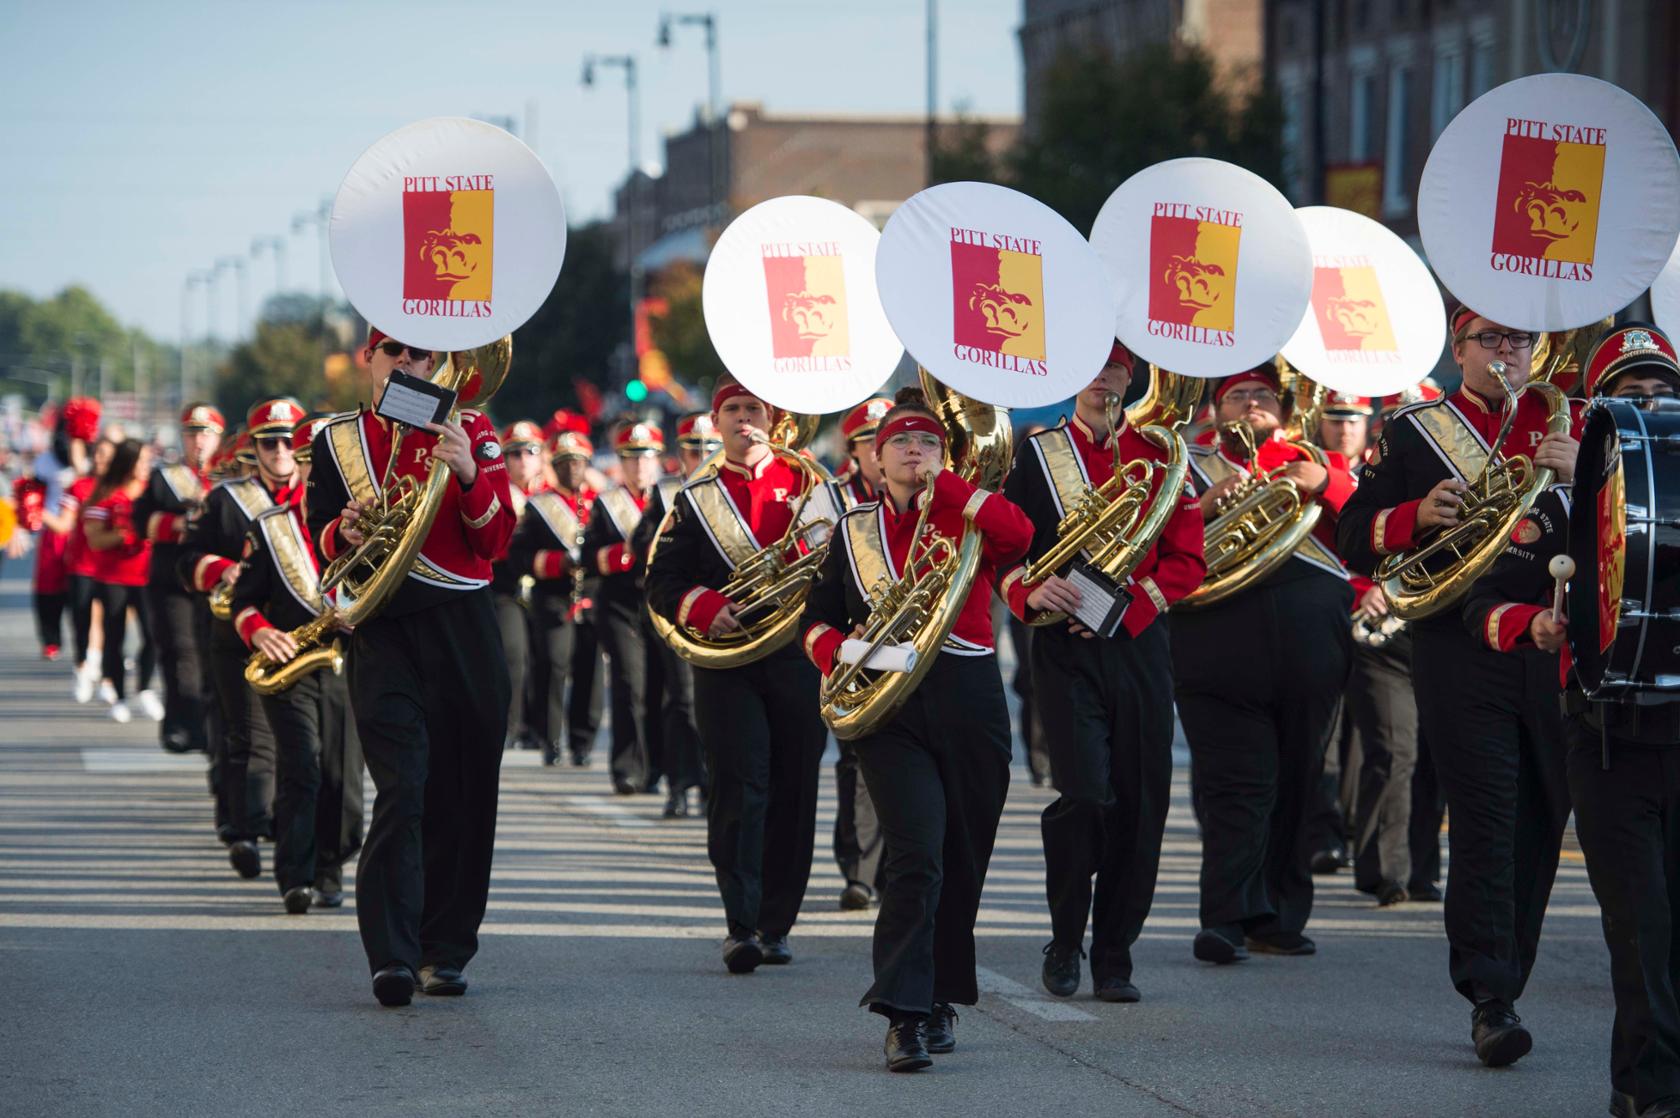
[{"left": 0, "top": 576, "right": 1615, "bottom": 1118}]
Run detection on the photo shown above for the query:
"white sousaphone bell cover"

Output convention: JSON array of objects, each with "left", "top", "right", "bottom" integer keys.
[
  {"left": 1418, "top": 73, "right": 1680, "bottom": 331},
  {"left": 1281, "top": 206, "right": 1445, "bottom": 397},
  {"left": 1090, "top": 157, "right": 1312, "bottom": 378},
  {"left": 330, "top": 116, "right": 567, "bottom": 352},
  {"left": 701, "top": 196, "right": 902, "bottom": 415},
  {"left": 873, "top": 181, "right": 1116, "bottom": 408},
  {"left": 1648, "top": 235, "right": 1680, "bottom": 339}
]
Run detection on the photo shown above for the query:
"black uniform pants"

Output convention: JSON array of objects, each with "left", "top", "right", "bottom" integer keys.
[
  {"left": 208, "top": 622, "right": 275, "bottom": 842},
  {"left": 1568, "top": 716, "right": 1680, "bottom": 1109},
  {"left": 148, "top": 582, "right": 211, "bottom": 753},
  {"left": 653, "top": 632, "right": 704, "bottom": 794},
  {"left": 68, "top": 573, "right": 97, "bottom": 665},
  {"left": 834, "top": 738, "right": 885, "bottom": 892},
  {"left": 854, "top": 653, "right": 1012, "bottom": 1014},
  {"left": 1411, "top": 726, "right": 1445, "bottom": 891},
  {"left": 1007, "top": 613, "right": 1051, "bottom": 783},
  {"left": 1039, "top": 620, "right": 1174, "bottom": 982},
  {"left": 530, "top": 598, "right": 598, "bottom": 760},
  {"left": 570, "top": 616, "right": 604, "bottom": 756},
  {"left": 692, "top": 651, "right": 826, "bottom": 939},
  {"left": 260, "top": 670, "right": 365, "bottom": 894},
  {"left": 596, "top": 602, "right": 657, "bottom": 789},
  {"left": 492, "top": 591, "right": 532, "bottom": 745},
  {"left": 1173, "top": 572, "right": 1353, "bottom": 939},
  {"left": 349, "top": 590, "right": 509, "bottom": 975},
  {"left": 98, "top": 582, "right": 155, "bottom": 701},
  {"left": 1345, "top": 634, "right": 1422, "bottom": 892},
  {"left": 1411, "top": 624, "right": 1568, "bottom": 1007},
  {"left": 33, "top": 591, "right": 66, "bottom": 653}
]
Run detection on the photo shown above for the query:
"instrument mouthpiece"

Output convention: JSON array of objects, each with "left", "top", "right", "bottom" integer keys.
[{"left": 1488, "top": 360, "right": 1509, "bottom": 378}]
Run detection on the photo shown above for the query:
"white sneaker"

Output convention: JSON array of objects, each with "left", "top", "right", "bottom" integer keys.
[
  {"left": 97, "top": 681, "right": 117, "bottom": 706},
  {"left": 109, "top": 701, "right": 132, "bottom": 724},
  {"left": 73, "top": 666, "right": 96, "bottom": 705},
  {"left": 136, "top": 689, "right": 165, "bottom": 721}
]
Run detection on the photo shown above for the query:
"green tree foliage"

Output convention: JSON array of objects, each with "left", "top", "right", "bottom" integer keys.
[
  {"left": 930, "top": 114, "right": 1001, "bottom": 186},
  {"left": 0, "top": 286, "right": 171, "bottom": 398},
  {"left": 1008, "top": 42, "right": 1285, "bottom": 233},
  {"left": 647, "top": 261, "right": 727, "bottom": 398},
  {"left": 215, "top": 319, "right": 359, "bottom": 421}
]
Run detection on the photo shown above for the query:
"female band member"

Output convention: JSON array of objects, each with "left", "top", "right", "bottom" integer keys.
[
  {"left": 799, "top": 388, "right": 1032, "bottom": 1072},
  {"left": 81, "top": 438, "right": 158, "bottom": 724}
]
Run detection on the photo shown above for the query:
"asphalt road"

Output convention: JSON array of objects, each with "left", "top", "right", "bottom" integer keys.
[{"left": 0, "top": 576, "right": 1617, "bottom": 1117}]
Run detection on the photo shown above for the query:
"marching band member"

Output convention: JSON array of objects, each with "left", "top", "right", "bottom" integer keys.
[
  {"left": 181, "top": 398, "right": 303, "bottom": 875},
  {"left": 133, "top": 403, "right": 223, "bottom": 755},
  {"left": 65, "top": 436, "right": 111, "bottom": 704},
  {"left": 1003, "top": 344, "right": 1206, "bottom": 1002},
  {"left": 232, "top": 414, "right": 364, "bottom": 915},
  {"left": 583, "top": 420, "right": 665, "bottom": 796},
  {"left": 491, "top": 420, "right": 548, "bottom": 756},
  {"left": 508, "top": 427, "right": 599, "bottom": 768},
  {"left": 1175, "top": 363, "right": 1355, "bottom": 966},
  {"left": 307, "top": 328, "right": 515, "bottom": 1006},
  {"left": 799, "top": 388, "right": 1032, "bottom": 1069},
  {"left": 26, "top": 398, "right": 98, "bottom": 665},
  {"left": 645, "top": 378, "right": 829, "bottom": 973},
  {"left": 82, "top": 438, "right": 157, "bottom": 725},
  {"left": 1337, "top": 306, "right": 1579, "bottom": 1067},
  {"left": 629, "top": 411, "right": 715, "bottom": 817},
  {"left": 830, "top": 396, "right": 893, "bottom": 908}
]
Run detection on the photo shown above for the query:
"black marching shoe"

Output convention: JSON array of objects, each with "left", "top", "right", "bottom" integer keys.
[
  {"left": 419, "top": 964, "right": 467, "bottom": 996},
  {"left": 1193, "top": 926, "right": 1249, "bottom": 964},
  {"left": 541, "top": 741, "right": 560, "bottom": 767},
  {"left": 1408, "top": 880, "right": 1444, "bottom": 902},
  {"left": 570, "top": 750, "right": 591, "bottom": 768},
  {"left": 1375, "top": 880, "right": 1409, "bottom": 907},
  {"left": 282, "top": 886, "right": 311, "bottom": 915},
  {"left": 662, "top": 788, "right": 691, "bottom": 819},
  {"left": 1094, "top": 975, "right": 1141, "bottom": 1003},
  {"left": 372, "top": 964, "right": 416, "bottom": 1007},
  {"left": 228, "top": 840, "right": 261, "bottom": 879},
  {"left": 311, "top": 887, "right": 344, "bottom": 909},
  {"left": 723, "top": 935, "right": 763, "bottom": 974},
  {"left": 1470, "top": 1000, "right": 1533, "bottom": 1068},
  {"left": 612, "top": 778, "right": 637, "bottom": 796},
  {"left": 926, "top": 1003, "right": 958, "bottom": 1053},
  {"left": 1637, "top": 1097, "right": 1680, "bottom": 1118},
  {"left": 215, "top": 822, "right": 235, "bottom": 846},
  {"left": 1309, "top": 847, "right": 1347, "bottom": 874},
  {"left": 839, "top": 882, "right": 874, "bottom": 911},
  {"left": 1608, "top": 1089, "right": 1635, "bottom": 1118},
  {"left": 1041, "top": 941, "right": 1084, "bottom": 997},
  {"left": 884, "top": 1016, "right": 932, "bottom": 1073},
  {"left": 758, "top": 934, "right": 792, "bottom": 965},
  {"left": 1245, "top": 931, "right": 1316, "bottom": 956}
]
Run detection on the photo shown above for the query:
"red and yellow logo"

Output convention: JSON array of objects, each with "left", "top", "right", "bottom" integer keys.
[
  {"left": 762, "top": 245, "right": 850, "bottom": 363},
  {"left": 1597, "top": 464, "right": 1626, "bottom": 654},
  {"left": 950, "top": 227, "right": 1046, "bottom": 372},
  {"left": 1490, "top": 119, "right": 1606, "bottom": 281},
  {"left": 1147, "top": 205, "right": 1242, "bottom": 345},
  {"left": 1310, "top": 262, "right": 1396, "bottom": 353},
  {"left": 403, "top": 174, "right": 495, "bottom": 315}
]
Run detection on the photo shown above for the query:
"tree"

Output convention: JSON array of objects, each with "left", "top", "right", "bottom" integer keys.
[
  {"left": 215, "top": 319, "right": 358, "bottom": 421},
  {"left": 1008, "top": 42, "right": 1285, "bottom": 234},
  {"left": 647, "top": 261, "right": 727, "bottom": 397},
  {"left": 0, "top": 285, "right": 172, "bottom": 399},
  {"left": 930, "top": 112, "right": 1002, "bottom": 186}
]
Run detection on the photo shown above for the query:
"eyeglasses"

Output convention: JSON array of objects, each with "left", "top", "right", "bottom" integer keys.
[
  {"left": 376, "top": 340, "right": 435, "bottom": 362},
  {"left": 1460, "top": 330, "right": 1535, "bottom": 350},
  {"left": 511, "top": 446, "right": 541, "bottom": 456},
  {"left": 253, "top": 436, "right": 290, "bottom": 452},
  {"left": 1224, "top": 388, "right": 1278, "bottom": 404},
  {"left": 885, "top": 432, "right": 943, "bottom": 451}
]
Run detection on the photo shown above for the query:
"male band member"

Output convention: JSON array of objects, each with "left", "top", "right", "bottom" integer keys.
[
  {"left": 645, "top": 377, "right": 831, "bottom": 973},
  {"left": 509, "top": 428, "right": 599, "bottom": 768},
  {"left": 831, "top": 396, "right": 893, "bottom": 909},
  {"left": 1003, "top": 343, "right": 1205, "bottom": 1001},
  {"left": 308, "top": 328, "right": 515, "bottom": 1006},
  {"left": 181, "top": 398, "right": 304, "bottom": 879},
  {"left": 1337, "top": 305, "right": 1579, "bottom": 1066},
  {"left": 232, "top": 414, "right": 364, "bottom": 915},
  {"left": 133, "top": 402, "right": 223, "bottom": 754},
  {"left": 583, "top": 420, "right": 665, "bottom": 796},
  {"left": 1175, "top": 363, "right": 1356, "bottom": 965},
  {"left": 629, "top": 411, "right": 715, "bottom": 818},
  {"left": 491, "top": 420, "right": 548, "bottom": 756}
]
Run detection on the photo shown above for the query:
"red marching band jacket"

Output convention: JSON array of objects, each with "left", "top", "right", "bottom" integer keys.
[{"left": 801, "top": 468, "right": 1033, "bottom": 677}]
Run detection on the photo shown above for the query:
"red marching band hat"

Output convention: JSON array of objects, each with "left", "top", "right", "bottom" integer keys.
[
  {"left": 1582, "top": 324, "right": 1680, "bottom": 396},
  {"left": 550, "top": 430, "right": 594, "bottom": 460},
  {"left": 613, "top": 421, "right": 664, "bottom": 455},
  {"left": 180, "top": 402, "right": 226, "bottom": 434},
  {"left": 841, "top": 397, "right": 894, "bottom": 443},
  {"left": 291, "top": 414, "right": 335, "bottom": 460},
  {"left": 246, "top": 398, "right": 308, "bottom": 438},
  {"left": 543, "top": 408, "right": 591, "bottom": 441},
  {"left": 1322, "top": 391, "right": 1374, "bottom": 418},
  {"left": 676, "top": 412, "right": 722, "bottom": 448},
  {"left": 1104, "top": 339, "right": 1137, "bottom": 373},
  {"left": 501, "top": 420, "right": 545, "bottom": 450}
]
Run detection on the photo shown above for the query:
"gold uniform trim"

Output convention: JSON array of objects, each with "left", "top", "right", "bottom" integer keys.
[
  {"left": 677, "top": 586, "right": 708, "bottom": 629},
  {"left": 804, "top": 622, "right": 838, "bottom": 660},
  {"left": 1486, "top": 602, "right": 1516, "bottom": 649},
  {"left": 598, "top": 487, "right": 642, "bottom": 541},
  {"left": 462, "top": 493, "right": 500, "bottom": 531},
  {"left": 256, "top": 508, "right": 323, "bottom": 615},
  {"left": 1409, "top": 402, "right": 1491, "bottom": 482},
  {"left": 962, "top": 488, "right": 992, "bottom": 521},
  {"left": 1138, "top": 575, "right": 1168, "bottom": 613},
  {"left": 221, "top": 477, "right": 275, "bottom": 523},
  {"left": 527, "top": 491, "right": 584, "bottom": 549},
  {"left": 159, "top": 463, "right": 205, "bottom": 505},
  {"left": 684, "top": 477, "right": 763, "bottom": 570}
]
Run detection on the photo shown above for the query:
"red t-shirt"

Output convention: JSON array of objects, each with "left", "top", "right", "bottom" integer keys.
[
  {"left": 62, "top": 476, "right": 99, "bottom": 579},
  {"left": 83, "top": 489, "right": 151, "bottom": 586}
]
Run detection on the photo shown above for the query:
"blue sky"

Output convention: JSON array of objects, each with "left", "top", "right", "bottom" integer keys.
[{"left": 0, "top": 0, "right": 1022, "bottom": 343}]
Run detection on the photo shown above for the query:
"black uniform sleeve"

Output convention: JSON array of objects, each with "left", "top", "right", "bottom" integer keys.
[
  {"left": 644, "top": 496, "right": 709, "bottom": 623},
  {"left": 630, "top": 487, "right": 667, "bottom": 575},
  {"left": 1459, "top": 487, "right": 1569, "bottom": 652},
  {"left": 131, "top": 471, "right": 166, "bottom": 534},
  {"left": 580, "top": 496, "right": 616, "bottom": 572},
  {"left": 800, "top": 525, "right": 856, "bottom": 635},
  {"left": 176, "top": 487, "right": 237, "bottom": 591},
  {"left": 230, "top": 520, "right": 274, "bottom": 619},
  {"left": 306, "top": 429, "right": 350, "bottom": 568},
  {"left": 506, "top": 506, "right": 547, "bottom": 578}
]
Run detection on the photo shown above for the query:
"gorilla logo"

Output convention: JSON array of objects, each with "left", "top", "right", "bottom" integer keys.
[
  {"left": 1163, "top": 256, "right": 1229, "bottom": 314},
  {"left": 1324, "top": 296, "right": 1382, "bottom": 339},
  {"left": 967, "top": 282, "right": 1035, "bottom": 341},
  {"left": 418, "top": 228, "right": 486, "bottom": 286},
  {"left": 1513, "top": 182, "right": 1589, "bottom": 243},
  {"left": 779, "top": 290, "right": 839, "bottom": 344}
]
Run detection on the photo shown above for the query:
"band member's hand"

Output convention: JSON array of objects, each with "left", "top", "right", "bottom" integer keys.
[
  {"left": 1280, "top": 460, "right": 1329, "bottom": 495},
  {"left": 1530, "top": 610, "right": 1568, "bottom": 653},
  {"left": 426, "top": 420, "right": 477, "bottom": 487},
  {"left": 1534, "top": 431, "right": 1579, "bottom": 483},
  {"left": 1417, "top": 478, "right": 1467, "bottom": 530},
  {"left": 339, "top": 499, "right": 371, "bottom": 547},
  {"left": 4, "top": 532, "right": 29, "bottom": 559},
  {"left": 849, "top": 624, "right": 866, "bottom": 639},
  {"left": 219, "top": 564, "right": 239, "bottom": 587},
  {"left": 252, "top": 627, "right": 298, "bottom": 664},
  {"left": 1027, "top": 575, "right": 1082, "bottom": 616},
  {"left": 1356, "top": 585, "right": 1389, "bottom": 620},
  {"left": 1199, "top": 476, "right": 1243, "bottom": 520},
  {"left": 708, "top": 603, "right": 743, "bottom": 638}
]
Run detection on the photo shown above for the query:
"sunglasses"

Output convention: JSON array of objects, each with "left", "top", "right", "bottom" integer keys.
[
  {"left": 376, "top": 340, "right": 435, "bottom": 362},
  {"left": 253, "top": 436, "right": 290, "bottom": 451}
]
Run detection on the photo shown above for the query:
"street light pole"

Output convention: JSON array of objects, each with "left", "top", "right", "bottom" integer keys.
[
  {"left": 584, "top": 52, "right": 644, "bottom": 385},
  {"left": 657, "top": 11, "right": 724, "bottom": 221},
  {"left": 181, "top": 273, "right": 200, "bottom": 408},
  {"left": 219, "top": 256, "right": 248, "bottom": 344},
  {"left": 252, "top": 235, "right": 287, "bottom": 320},
  {"left": 926, "top": 0, "right": 938, "bottom": 186}
]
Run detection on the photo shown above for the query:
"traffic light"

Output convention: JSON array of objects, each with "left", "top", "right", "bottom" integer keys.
[{"left": 626, "top": 378, "right": 649, "bottom": 403}]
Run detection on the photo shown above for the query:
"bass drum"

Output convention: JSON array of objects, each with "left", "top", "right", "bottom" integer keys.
[{"left": 1567, "top": 396, "right": 1680, "bottom": 695}]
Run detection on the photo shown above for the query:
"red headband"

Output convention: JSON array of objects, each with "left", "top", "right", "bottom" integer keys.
[
  {"left": 1450, "top": 305, "right": 1479, "bottom": 338},
  {"left": 875, "top": 412, "right": 945, "bottom": 450},
  {"left": 367, "top": 327, "right": 388, "bottom": 351},
  {"left": 711, "top": 381, "right": 764, "bottom": 414},
  {"left": 1213, "top": 367, "right": 1281, "bottom": 404},
  {"left": 1106, "top": 340, "right": 1135, "bottom": 372}
]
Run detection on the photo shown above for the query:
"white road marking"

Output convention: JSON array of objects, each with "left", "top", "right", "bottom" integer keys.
[
  {"left": 975, "top": 965, "right": 1097, "bottom": 1021},
  {"left": 80, "top": 750, "right": 205, "bottom": 774},
  {"left": 561, "top": 795, "right": 655, "bottom": 828}
]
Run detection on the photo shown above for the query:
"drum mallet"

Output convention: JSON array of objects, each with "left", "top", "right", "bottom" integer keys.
[{"left": 1549, "top": 554, "right": 1575, "bottom": 621}]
